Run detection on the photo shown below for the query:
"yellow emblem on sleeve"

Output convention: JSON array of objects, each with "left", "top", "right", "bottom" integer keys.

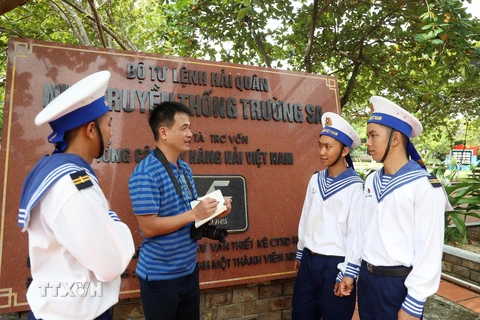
[
  {"left": 70, "top": 170, "right": 94, "bottom": 190},
  {"left": 428, "top": 175, "right": 442, "bottom": 188}
]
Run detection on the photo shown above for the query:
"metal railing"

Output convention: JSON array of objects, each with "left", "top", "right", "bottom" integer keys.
[{"left": 442, "top": 272, "right": 480, "bottom": 294}]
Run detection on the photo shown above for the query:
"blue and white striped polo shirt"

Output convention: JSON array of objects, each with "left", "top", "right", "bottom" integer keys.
[{"left": 128, "top": 153, "right": 198, "bottom": 281}]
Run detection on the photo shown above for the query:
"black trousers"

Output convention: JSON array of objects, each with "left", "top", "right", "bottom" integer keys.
[{"left": 139, "top": 265, "right": 200, "bottom": 320}]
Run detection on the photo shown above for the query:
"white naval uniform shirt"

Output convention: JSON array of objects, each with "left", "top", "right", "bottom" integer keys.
[
  {"left": 26, "top": 174, "right": 135, "bottom": 320},
  {"left": 296, "top": 170, "right": 363, "bottom": 262},
  {"left": 346, "top": 164, "right": 446, "bottom": 317}
]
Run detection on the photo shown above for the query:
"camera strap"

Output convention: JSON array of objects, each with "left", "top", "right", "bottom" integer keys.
[{"left": 153, "top": 147, "right": 194, "bottom": 199}]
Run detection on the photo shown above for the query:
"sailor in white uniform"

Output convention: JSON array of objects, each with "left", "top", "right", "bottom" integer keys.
[
  {"left": 337, "top": 96, "right": 450, "bottom": 320},
  {"left": 18, "top": 71, "right": 135, "bottom": 320},
  {"left": 292, "top": 112, "right": 363, "bottom": 320}
]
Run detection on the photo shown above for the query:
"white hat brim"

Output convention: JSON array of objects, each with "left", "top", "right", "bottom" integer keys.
[
  {"left": 321, "top": 112, "right": 361, "bottom": 149},
  {"left": 369, "top": 96, "right": 423, "bottom": 138},
  {"left": 35, "top": 71, "right": 111, "bottom": 126}
]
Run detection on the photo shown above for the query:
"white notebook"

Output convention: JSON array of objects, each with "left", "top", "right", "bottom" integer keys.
[{"left": 190, "top": 189, "right": 227, "bottom": 228}]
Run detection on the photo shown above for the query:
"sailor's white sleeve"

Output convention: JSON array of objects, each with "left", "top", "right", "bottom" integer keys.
[
  {"left": 401, "top": 186, "right": 445, "bottom": 318},
  {"left": 296, "top": 177, "right": 314, "bottom": 261},
  {"left": 337, "top": 183, "right": 364, "bottom": 281},
  {"left": 50, "top": 187, "right": 135, "bottom": 282}
]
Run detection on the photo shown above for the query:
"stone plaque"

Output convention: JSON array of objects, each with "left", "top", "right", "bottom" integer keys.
[
  {"left": 193, "top": 175, "right": 248, "bottom": 233},
  {"left": 0, "top": 38, "right": 340, "bottom": 312}
]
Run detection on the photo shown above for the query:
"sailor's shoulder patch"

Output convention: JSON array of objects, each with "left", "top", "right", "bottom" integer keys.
[
  {"left": 428, "top": 174, "right": 442, "bottom": 188},
  {"left": 70, "top": 170, "right": 93, "bottom": 190}
]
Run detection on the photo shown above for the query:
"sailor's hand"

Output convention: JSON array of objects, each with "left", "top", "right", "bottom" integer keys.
[{"left": 336, "top": 276, "right": 354, "bottom": 297}]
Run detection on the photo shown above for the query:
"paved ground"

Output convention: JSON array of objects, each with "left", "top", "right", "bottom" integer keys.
[{"left": 424, "top": 294, "right": 479, "bottom": 320}]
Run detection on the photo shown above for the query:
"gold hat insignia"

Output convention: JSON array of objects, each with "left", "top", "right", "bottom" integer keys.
[{"left": 325, "top": 117, "right": 332, "bottom": 126}]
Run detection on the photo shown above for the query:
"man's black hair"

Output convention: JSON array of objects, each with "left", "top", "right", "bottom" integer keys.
[{"left": 149, "top": 101, "right": 191, "bottom": 141}]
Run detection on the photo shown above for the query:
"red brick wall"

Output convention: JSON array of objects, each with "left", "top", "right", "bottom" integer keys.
[{"left": 442, "top": 253, "right": 480, "bottom": 285}]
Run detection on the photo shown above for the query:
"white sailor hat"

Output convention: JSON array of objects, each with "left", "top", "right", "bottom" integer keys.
[
  {"left": 368, "top": 96, "right": 423, "bottom": 138},
  {"left": 320, "top": 112, "right": 361, "bottom": 149},
  {"left": 35, "top": 71, "right": 111, "bottom": 152},
  {"left": 368, "top": 96, "right": 426, "bottom": 169}
]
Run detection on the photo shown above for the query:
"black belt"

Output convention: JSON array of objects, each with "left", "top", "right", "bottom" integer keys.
[
  {"left": 362, "top": 260, "right": 412, "bottom": 277},
  {"left": 304, "top": 248, "right": 344, "bottom": 259}
]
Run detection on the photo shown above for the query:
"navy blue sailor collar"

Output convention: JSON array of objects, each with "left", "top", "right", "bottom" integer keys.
[
  {"left": 317, "top": 167, "right": 363, "bottom": 200},
  {"left": 18, "top": 153, "right": 98, "bottom": 231},
  {"left": 373, "top": 160, "right": 429, "bottom": 202}
]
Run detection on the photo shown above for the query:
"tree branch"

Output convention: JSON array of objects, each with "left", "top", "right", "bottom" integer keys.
[
  {"left": 339, "top": 6, "right": 400, "bottom": 108},
  {"left": 340, "top": 61, "right": 361, "bottom": 108},
  {"left": 60, "top": 0, "right": 131, "bottom": 50},
  {"left": 119, "top": 29, "right": 139, "bottom": 51},
  {"left": 304, "top": 0, "right": 335, "bottom": 73},
  {"left": 340, "top": 43, "right": 363, "bottom": 108},
  {"left": 304, "top": 0, "right": 318, "bottom": 73},
  {"left": 50, "top": 1, "right": 91, "bottom": 45},
  {"left": 87, "top": 0, "right": 106, "bottom": 48},
  {"left": 327, "top": 62, "right": 356, "bottom": 76},
  {"left": 50, "top": 3, "right": 83, "bottom": 45},
  {"left": 245, "top": 16, "right": 272, "bottom": 68}
]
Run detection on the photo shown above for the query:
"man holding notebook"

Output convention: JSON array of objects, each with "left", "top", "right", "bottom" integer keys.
[{"left": 128, "top": 101, "right": 232, "bottom": 320}]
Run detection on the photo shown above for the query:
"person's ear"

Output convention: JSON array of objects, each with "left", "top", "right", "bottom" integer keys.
[
  {"left": 85, "top": 122, "right": 96, "bottom": 140},
  {"left": 159, "top": 126, "right": 167, "bottom": 140},
  {"left": 392, "top": 131, "right": 402, "bottom": 147},
  {"left": 342, "top": 146, "right": 350, "bottom": 157}
]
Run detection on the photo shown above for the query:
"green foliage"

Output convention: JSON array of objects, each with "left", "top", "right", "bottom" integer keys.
[
  {"left": 431, "top": 165, "right": 480, "bottom": 244},
  {"left": 355, "top": 167, "right": 376, "bottom": 180},
  {"left": 414, "top": 118, "right": 461, "bottom": 164},
  {"left": 444, "top": 181, "right": 480, "bottom": 244}
]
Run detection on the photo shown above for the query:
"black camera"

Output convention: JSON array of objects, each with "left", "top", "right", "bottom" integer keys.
[{"left": 190, "top": 222, "right": 228, "bottom": 244}]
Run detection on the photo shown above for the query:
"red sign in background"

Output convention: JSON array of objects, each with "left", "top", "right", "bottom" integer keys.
[{"left": 0, "top": 38, "right": 340, "bottom": 312}]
